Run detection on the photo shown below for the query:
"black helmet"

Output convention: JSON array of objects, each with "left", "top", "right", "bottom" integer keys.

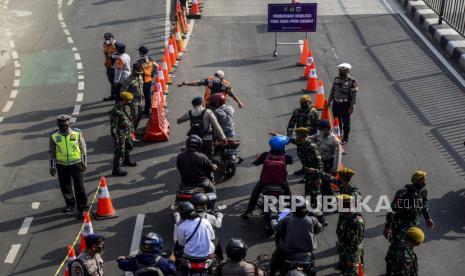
[
  {"left": 103, "top": 32, "right": 114, "bottom": 40},
  {"left": 115, "top": 42, "right": 126, "bottom": 53},
  {"left": 133, "top": 63, "right": 143, "bottom": 74},
  {"left": 178, "top": 202, "right": 196, "bottom": 220},
  {"left": 138, "top": 46, "right": 149, "bottom": 55},
  {"left": 226, "top": 238, "right": 247, "bottom": 261},
  {"left": 191, "top": 96, "right": 203, "bottom": 107},
  {"left": 294, "top": 198, "right": 310, "bottom": 217},
  {"left": 191, "top": 193, "right": 208, "bottom": 211},
  {"left": 317, "top": 119, "right": 330, "bottom": 130},
  {"left": 186, "top": 135, "right": 203, "bottom": 150},
  {"left": 140, "top": 232, "right": 164, "bottom": 254}
]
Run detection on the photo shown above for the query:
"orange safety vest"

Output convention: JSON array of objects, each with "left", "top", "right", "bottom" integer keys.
[
  {"left": 203, "top": 76, "right": 230, "bottom": 103},
  {"left": 103, "top": 43, "right": 116, "bottom": 68},
  {"left": 141, "top": 58, "right": 155, "bottom": 83}
]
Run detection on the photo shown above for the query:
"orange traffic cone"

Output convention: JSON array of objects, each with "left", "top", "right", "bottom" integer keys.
[
  {"left": 320, "top": 99, "right": 333, "bottom": 128},
  {"left": 314, "top": 79, "right": 325, "bottom": 110},
  {"left": 302, "top": 71, "right": 318, "bottom": 93},
  {"left": 168, "top": 40, "right": 177, "bottom": 67},
  {"left": 333, "top": 117, "right": 342, "bottom": 141},
  {"left": 174, "top": 24, "right": 184, "bottom": 52},
  {"left": 162, "top": 56, "right": 172, "bottom": 84},
  {"left": 170, "top": 36, "right": 180, "bottom": 60},
  {"left": 188, "top": 0, "right": 201, "bottom": 19},
  {"left": 164, "top": 47, "right": 174, "bottom": 72},
  {"left": 64, "top": 245, "right": 76, "bottom": 276},
  {"left": 155, "top": 79, "right": 166, "bottom": 108},
  {"left": 157, "top": 64, "right": 167, "bottom": 94},
  {"left": 79, "top": 212, "right": 94, "bottom": 253},
  {"left": 301, "top": 52, "right": 315, "bottom": 80},
  {"left": 93, "top": 176, "right": 118, "bottom": 220},
  {"left": 297, "top": 38, "right": 309, "bottom": 66}
]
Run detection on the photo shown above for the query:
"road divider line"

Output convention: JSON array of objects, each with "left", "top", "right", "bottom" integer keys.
[
  {"left": 4, "top": 244, "right": 21, "bottom": 264},
  {"left": 2, "top": 101, "right": 14, "bottom": 112},
  {"left": 31, "top": 202, "right": 40, "bottom": 209},
  {"left": 60, "top": 22, "right": 67, "bottom": 28},
  {"left": 129, "top": 214, "right": 145, "bottom": 257},
  {"left": 67, "top": 37, "right": 74, "bottom": 44},
  {"left": 78, "top": 74, "right": 84, "bottom": 80},
  {"left": 14, "top": 70, "right": 20, "bottom": 77},
  {"left": 72, "top": 47, "right": 77, "bottom": 52},
  {"left": 76, "top": 93, "right": 83, "bottom": 102},
  {"left": 72, "top": 105, "right": 80, "bottom": 115},
  {"left": 0, "top": 117, "right": 4, "bottom": 123},
  {"left": 11, "top": 51, "right": 18, "bottom": 59},
  {"left": 63, "top": 29, "right": 70, "bottom": 36},
  {"left": 67, "top": 0, "right": 74, "bottom": 5},
  {"left": 78, "top": 81, "right": 84, "bottom": 91},
  {"left": 74, "top": 53, "right": 81, "bottom": 61},
  {"left": 57, "top": 12, "right": 63, "bottom": 21},
  {"left": 76, "top": 62, "right": 82, "bottom": 70},
  {"left": 13, "top": 79, "right": 20, "bottom": 88},
  {"left": 18, "top": 217, "right": 33, "bottom": 235},
  {"left": 14, "top": 61, "right": 20, "bottom": 68},
  {"left": 10, "top": 90, "right": 18, "bottom": 99},
  {"left": 9, "top": 40, "right": 15, "bottom": 48},
  {"left": 70, "top": 117, "right": 76, "bottom": 123}
]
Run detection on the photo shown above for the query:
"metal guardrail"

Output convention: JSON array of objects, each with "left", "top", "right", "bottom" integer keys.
[{"left": 422, "top": 0, "right": 465, "bottom": 37}]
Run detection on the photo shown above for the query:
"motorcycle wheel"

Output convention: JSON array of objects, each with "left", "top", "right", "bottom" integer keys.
[{"left": 226, "top": 162, "right": 236, "bottom": 178}]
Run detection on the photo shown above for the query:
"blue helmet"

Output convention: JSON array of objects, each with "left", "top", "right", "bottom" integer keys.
[
  {"left": 269, "top": 135, "right": 290, "bottom": 151},
  {"left": 140, "top": 232, "right": 164, "bottom": 253}
]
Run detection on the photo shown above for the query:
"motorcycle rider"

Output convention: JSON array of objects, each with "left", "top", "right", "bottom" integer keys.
[
  {"left": 215, "top": 238, "right": 265, "bottom": 276},
  {"left": 177, "top": 96, "right": 227, "bottom": 159},
  {"left": 269, "top": 198, "right": 322, "bottom": 276},
  {"left": 207, "top": 93, "right": 236, "bottom": 138},
  {"left": 117, "top": 232, "right": 176, "bottom": 275},
  {"left": 177, "top": 70, "right": 244, "bottom": 108},
  {"left": 176, "top": 135, "right": 217, "bottom": 193},
  {"left": 241, "top": 135, "right": 293, "bottom": 218}
]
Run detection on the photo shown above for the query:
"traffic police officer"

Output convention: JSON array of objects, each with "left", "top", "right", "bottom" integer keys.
[
  {"left": 136, "top": 46, "right": 158, "bottom": 116},
  {"left": 328, "top": 63, "right": 359, "bottom": 144},
  {"left": 49, "top": 115, "right": 88, "bottom": 217},
  {"left": 177, "top": 70, "right": 245, "bottom": 108},
  {"left": 287, "top": 95, "right": 319, "bottom": 138},
  {"left": 110, "top": 92, "right": 136, "bottom": 177}
]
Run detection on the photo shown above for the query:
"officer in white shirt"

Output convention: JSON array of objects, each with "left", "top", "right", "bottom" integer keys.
[{"left": 113, "top": 42, "right": 131, "bottom": 100}]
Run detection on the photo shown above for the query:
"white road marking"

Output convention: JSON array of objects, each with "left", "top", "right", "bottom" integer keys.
[
  {"left": 11, "top": 51, "right": 18, "bottom": 59},
  {"left": 70, "top": 117, "right": 77, "bottom": 123},
  {"left": 129, "top": 214, "right": 145, "bottom": 256},
  {"left": 57, "top": 12, "right": 63, "bottom": 21},
  {"left": 2, "top": 101, "right": 14, "bottom": 112},
  {"left": 76, "top": 62, "right": 82, "bottom": 70},
  {"left": 57, "top": 0, "right": 62, "bottom": 5},
  {"left": 331, "top": 47, "right": 340, "bottom": 59},
  {"left": 67, "top": 37, "right": 74, "bottom": 43},
  {"left": 72, "top": 105, "right": 80, "bottom": 115},
  {"left": 3, "top": 5, "right": 7, "bottom": 10},
  {"left": 10, "top": 90, "right": 18, "bottom": 98},
  {"left": 12, "top": 10, "right": 33, "bottom": 17},
  {"left": 76, "top": 93, "right": 83, "bottom": 102},
  {"left": 18, "top": 217, "right": 33, "bottom": 235},
  {"left": 6, "top": 31, "right": 11, "bottom": 36},
  {"left": 74, "top": 53, "right": 81, "bottom": 61},
  {"left": 4, "top": 244, "right": 21, "bottom": 264},
  {"left": 78, "top": 81, "right": 84, "bottom": 90},
  {"left": 60, "top": 22, "right": 67, "bottom": 28},
  {"left": 14, "top": 61, "right": 20, "bottom": 68},
  {"left": 0, "top": 117, "right": 4, "bottom": 123},
  {"left": 9, "top": 40, "right": 15, "bottom": 48},
  {"left": 78, "top": 74, "right": 84, "bottom": 80},
  {"left": 13, "top": 79, "right": 20, "bottom": 87},
  {"left": 63, "top": 29, "right": 70, "bottom": 36},
  {"left": 14, "top": 70, "right": 20, "bottom": 77},
  {"left": 72, "top": 47, "right": 77, "bottom": 52},
  {"left": 31, "top": 202, "right": 40, "bottom": 209},
  {"left": 67, "top": 0, "right": 74, "bottom": 5}
]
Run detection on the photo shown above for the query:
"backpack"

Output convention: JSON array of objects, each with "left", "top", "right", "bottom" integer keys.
[
  {"left": 68, "top": 258, "right": 89, "bottom": 276},
  {"left": 188, "top": 110, "right": 207, "bottom": 138},
  {"left": 134, "top": 255, "right": 164, "bottom": 276},
  {"left": 260, "top": 153, "right": 287, "bottom": 185}
]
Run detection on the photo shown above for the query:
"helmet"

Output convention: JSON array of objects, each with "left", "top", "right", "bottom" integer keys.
[
  {"left": 186, "top": 135, "right": 203, "bottom": 150},
  {"left": 115, "top": 42, "right": 126, "bottom": 53},
  {"left": 191, "top": 193, "right": 209, "bottom": 211},
  {"left": 317, "top": 120, "right": 331, "bottom": 130},
  {"left": 405, "top": 226, "right": 425, "bottom": 243},
  {"left": 299, "top": 95, "right": 312, "bottom": 104},
  {"left": 103, "top": 32, "right": 114, "bottom": 40},
  {"left": 295, "top": 198, "right": 310, "bottom": 217},
  {"left": 226, "top": 238, "right": 247, "bottom": 261},
  {"left": 338, "top": 63, "right": 352, "bottom": 70},
  {"left": 132, "top": 63, "right": 143, "bottom": 74},
  {"left": 207, "top": 93, "right": 226, "bottom": 108},
  {"left": 269, "top": 135, "right": 290, "bottom": 151},
  {"left": 178, "top": 201, "right": 196, "bottom": 220},
  {"left": 295, "top": 127, "right": 310, "bottom": 135},
  {"left": 411, "top": 170, "right": 427, "bottom": 184},
  {"left": 337, "top": 168, "right": 355, "bottom": 180},
  {"left": 138, "top": 46, "right": 149, "bottom": 55},
  {"left": 191, "top": 96, "right": 203, "bottom": 107},
  {"left": 140, "top": 232, "right": 164, "bottom": 253},
  {"left": 85, "top": 233, "right": 105, "bottom": 249},
  {"left": 120, "top": 92, "right": 134, "bottom": 101},
  {"left": 214, "top": 70, "right": 225, "bottom": 78},
  {"left": 56, "top": 114, "right": 71, "bottom": 122},
  {"left": 336, "top": 194, "right": 353, "bottom": 210}
]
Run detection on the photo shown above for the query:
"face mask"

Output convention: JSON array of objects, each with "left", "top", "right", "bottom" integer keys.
[
  {"left": 213, "top": 77, "right": 222, "bottom": 84},
  {"left": 58, "top": 123, "right": 69, "bottom": 132},
  {"left": 300, "top": 102, "right": 310, "bottom": 109},
  {"left": 414, "top": 182, "right": 425, "bottom": 190},
  {"left": 339, "top": 70, "right": 348, "bottom": 77},
  {"left": 94, "top": 244, "right": 104, "bottom": 254}
]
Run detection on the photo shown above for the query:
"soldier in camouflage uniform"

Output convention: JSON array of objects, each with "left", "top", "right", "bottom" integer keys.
[
  {"left": 336, "top": 194, "right": 364, "bottom": 276},
  {"left": 383, "top": 171, "right": 434, "bottom": 244},
  {"left": 121, "top": 63, "right": 145, "bottom": 130},
  {"left": 110, "top": 92, "right": 137, "bottom": 177},
  {"left": 289, "top": 127, "right": 323, "bottom": 184},
  {"left": 287, "top": 95, "right": 319, "bottom": 175},
  {"left": 385, "top": 226, "right": 425, "bottom": 276},
  {"left": 306, "top": 167, "right": 361, "bottom": 199}
]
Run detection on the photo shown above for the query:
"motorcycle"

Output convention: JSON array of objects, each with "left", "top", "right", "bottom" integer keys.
[
  {"left": 213, "top": 139, "right": 241, "bottom": 181},
  {"left": 256, "top": 185, "right": 287, "bottom": 236},
  {"left": 172, "top": 185, "right": 217, "bottom": 225},
  {"left": 280, "top": 251, "right": 316, "bottom": 276},
  {"left": 177, "top": 256, "right": 218, "bottom": 276}
]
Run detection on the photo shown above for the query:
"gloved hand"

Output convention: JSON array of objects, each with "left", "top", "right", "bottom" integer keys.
[{"left": 50, "top": 167, "right": 56, "bottom": 177}]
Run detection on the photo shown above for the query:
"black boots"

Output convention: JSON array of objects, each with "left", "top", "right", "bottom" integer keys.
[
  {"left": 123, "top": 155, "right": 137, "bottom": 167},
  {"left": 112, "top": 167, "right": 127, "bottom": 177}
]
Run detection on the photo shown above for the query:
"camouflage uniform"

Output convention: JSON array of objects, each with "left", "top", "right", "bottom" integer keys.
[
  {"left": 287, "top": 106, "right": 319, "bottom": 136},
  {"left": 110, "top": 102, "right": 134, "bottom": 168},
  {"left": 336, "top": 212, "right": 364, "bottom": 276},
  {"left": 121, "top": 74, "right": 144, "bottom": 129},
  {"left": 385, "top": 241, "right": 418, "bottom": 276},
  {"left": 310, "top": 170, "right": 361, "bottom": 199},
  {"left": 385, "top": 184, "right": 431, "bottom": 244}
]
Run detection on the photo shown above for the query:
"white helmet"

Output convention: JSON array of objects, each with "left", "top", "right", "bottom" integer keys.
[
  {"left": 214, "top": 70, "right": 225, "bottom": 78},
  {"left": 337, "top": 63, "right": 352, "bottom": 70}
]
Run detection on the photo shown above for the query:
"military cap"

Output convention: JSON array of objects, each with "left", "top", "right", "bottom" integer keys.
[
  {"left": 299, "top": 95, "right": 312, "bottom": 104},
  {"left": 338, "top": 168, "right": 355, "bottom": 179},
  {"left": 336, "top": 194, "right": 353, "bottom": 203},
  {"left": 411, "top": 170, "right": 427, "bottom": 184},
  {"left": 295, "top": 127, "right": 310, "bottom": 135},
  {"left": 405, "top": 226, "right": 425, "bottom": 243},
  {"left": 120, "top": 92, "right": 134, "bottom": 101},
  {"left": 338, "top": 63, "right": 352, "bottom": 70},
  {"left": 132, "top": 63, "right": 143, "bottom": 73}
]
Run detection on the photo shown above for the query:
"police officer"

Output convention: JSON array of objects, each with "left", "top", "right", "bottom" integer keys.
[
  {"left": 290, "top": 127, "right": 322, "bottom": 177},
  {"left": 113, "top": 42, "right": 131, "bottom": 100},
  {"left": 215, "top": 239, "right": 264, "bottom": 276},
  {"left": 177, "top": 70, "right": 245, "bottom": 108},
  {"left": 110, "top": 92, "right": 136, "bottom": 177},
  {"left": 102, "top": 33, "right": 117, "bottom": 101},
  {"left": 336, "top": 194, "right": 364, "bottom": 276},
  {"left": 136, "top": 46, "right": 158, "bottom": 116},
  {"left": 49, "top": 115, "right": 88, "bottom": 217},
  {"left": 384, "top": 171, "right": 434, "bottom": 244},
  {"left": 70, "top": 234, "right": 105, "bottom": 276},
  {"left": 385, "top": 226, "right": 424, "bottom": 276},
  {"left": 287, "top": 95, "right": 319, "bottom": 138},
  {"left": 328, "top": 63, "right": 359, "bottom": 144},
  {"left": 121, "top": 63, "right": 145, "bottom": 130}
]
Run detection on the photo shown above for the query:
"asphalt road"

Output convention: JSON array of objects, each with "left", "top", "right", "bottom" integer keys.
[{"left": 1, "top": 0, "right": 465, "bottom": 275}]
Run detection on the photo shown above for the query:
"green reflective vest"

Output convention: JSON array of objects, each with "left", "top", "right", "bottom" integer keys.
[{"left": 51, "top": 130, "right": 82, "bottom": 165}]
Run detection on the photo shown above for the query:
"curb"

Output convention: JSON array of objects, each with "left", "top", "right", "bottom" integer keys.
[{"left": 398, "top": 0, "right": 465, "bottom": 73}]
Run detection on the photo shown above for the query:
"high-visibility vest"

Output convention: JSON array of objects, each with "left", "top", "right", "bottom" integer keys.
[
  {"left": 103, "top": 43, "right": 116, "bottom": 68},
  {"left": 51, "top": 129, "right": 82, "bottom": 165},
  {"left": 141, "top": 58, "right": 155, "bottom": 83},
  {"left": 203, "top": 77, "right": 229, "bottom": 103}
]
